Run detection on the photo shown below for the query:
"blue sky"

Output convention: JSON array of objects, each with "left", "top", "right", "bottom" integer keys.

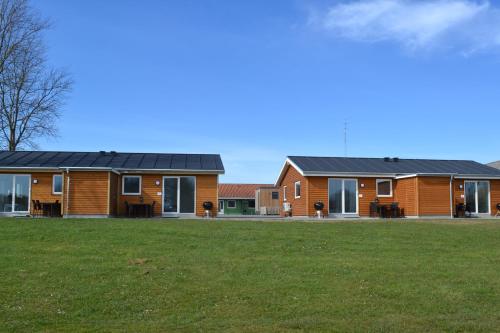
[{"left": 35, "top": 0, "right": 500, "bottom": 183}]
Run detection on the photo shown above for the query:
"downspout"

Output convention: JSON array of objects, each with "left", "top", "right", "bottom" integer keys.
[
  {"left": 449, "top": 175, "right": 454, "bottom": 219},
  {"left": 65, "top": 168, "right": 70, "bottom": 217}
]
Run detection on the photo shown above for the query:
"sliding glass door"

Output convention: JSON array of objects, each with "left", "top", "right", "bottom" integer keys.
[
  {"left": 0, "top": 174, "right": 30, "bottom": 213},
  {"left": 465, "top": 181, "right": 490, "bottom": 214},
  {"left": 163, "top": 176, "right": 196, "bottom": 215},
  {"left": 328, "top": 178, "right": 358, "bottom": 215}
]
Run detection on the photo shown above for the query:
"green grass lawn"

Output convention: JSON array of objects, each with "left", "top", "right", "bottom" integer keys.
[{"left": 1, "top": 218, "right": 500, "bottom": 332}]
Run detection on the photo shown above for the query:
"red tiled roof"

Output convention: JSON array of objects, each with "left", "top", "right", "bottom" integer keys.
[{"left": 218, "top": 184, "right": 274, "bottom": 199}]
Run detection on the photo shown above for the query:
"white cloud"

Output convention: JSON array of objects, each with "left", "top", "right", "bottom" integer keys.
[{"left": 311, "top": 0, "right": 500, "bottom": 53}]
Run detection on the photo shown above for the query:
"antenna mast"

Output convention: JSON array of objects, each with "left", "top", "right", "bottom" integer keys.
[{"left": 344, "top": 119, "right": 347, "bottom": 157}]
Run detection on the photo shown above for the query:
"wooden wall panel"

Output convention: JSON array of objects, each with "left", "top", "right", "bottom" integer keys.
[
  {"left": 394, "top": 177, "right": 418, "bottom": 216},
  {"left": 278, "top": 165, "right": 307, "bottom": 216},
  {"left": 118, "top": 174, "right": 163, "bottom": 216},
  {"left": 117, "top": 174, "right": 218, "bottom": 217},
  {"left": 417, "top": 177, "right": 452, "bottom": 216},
  {"left": 490, "top": 180, "right": 500, "bottom": 216},
  {"left": 307, "top": 176, "right": 328, "bottom": 217},
  {"left": 30, "top": 172, "right": 63, "bottom": 213},
  {"left": 65, "top": 171, "right": 109, "bottom": 215},
  {"left": 109, "top": 172, "right": 118, "bottom": 216},
  {"left": 257, "top": 187, "right": 280, "bottom": 211},
  {"left": 195, "top": 175, "right": 218, "bottom": 217},
  {"left": 307, "top": 177, "right": 396, "bottom": 217}
]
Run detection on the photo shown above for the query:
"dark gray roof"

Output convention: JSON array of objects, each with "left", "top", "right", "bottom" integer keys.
[
  {"left": 0, "top": 151, "right": 224, "bottom": 172},
  {"left": 288, "top": 156, "right": 500, "bottom": 176},
  {"left": 488, "top": 161, "right": 500, "bottom": 170}
]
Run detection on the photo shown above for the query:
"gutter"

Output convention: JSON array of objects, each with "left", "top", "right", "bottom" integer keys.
[{"left": 449, "top": 175, "right": 454, "bottom": 218}]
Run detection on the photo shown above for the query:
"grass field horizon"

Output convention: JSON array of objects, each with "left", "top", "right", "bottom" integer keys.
[{"left": 1, "top": 218, "right": 500, "bottom": 332}]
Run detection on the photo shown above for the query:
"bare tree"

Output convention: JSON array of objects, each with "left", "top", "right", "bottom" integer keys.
[{"left": 0, "top": 0, "right": 72, "bottom": 151}]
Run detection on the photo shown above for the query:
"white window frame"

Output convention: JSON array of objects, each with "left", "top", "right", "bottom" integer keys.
[
  {"left": 122, "top": 175, "right": 142, "bottom": 195},
  {"left": 52, "top": 174, "right": 63, "bottom": 195},
  {"left": 376, "top": 179, "right": 393, "bottom": 197},
  {"left": 283, "top": 186, "right": 287, "bottom": 201},
  {"left": 227, "top": 200, "right": 236, "bottom": 208},
  {"left": 295, "top": 181, "right": 301, "bottom": 199}
]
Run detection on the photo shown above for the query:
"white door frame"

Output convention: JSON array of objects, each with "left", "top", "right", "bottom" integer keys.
[
  {"left": 464, "top": 180, "right": 491, "bottom": 215},
  {"left": 0, "top": 174, "right": 31, "bottom": 215},
  {"left": 328, "top": 178, "right": 359, "bottom": 216},
  {"left": 218, "top": 199, "right": 224, "bottom": 215},
  {"left": 162, "top": 176, "right": 196, "bottom": 216}
]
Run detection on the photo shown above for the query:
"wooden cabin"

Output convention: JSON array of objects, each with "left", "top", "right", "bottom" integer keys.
[
  {"left": 0, "top": 151, "right": 224, "bottom": 218},
  {"left": 255, "top": 186, "right": 280, "bottom": 215},
  {"left": 276, "top": 156, "right": 500, "bottom": 218}
]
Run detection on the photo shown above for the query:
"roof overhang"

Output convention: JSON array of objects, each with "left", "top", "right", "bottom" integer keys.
[
  {"left": 116, "top": 168, "right": 224, "bottom": 175},
  {"left": 0, "top": 166, "right": 224, "bottom": 175},
  {"left": 0, "top": 167, "right": 60, "bottom": 172}
]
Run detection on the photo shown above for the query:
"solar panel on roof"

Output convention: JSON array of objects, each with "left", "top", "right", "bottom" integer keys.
[{"left": 0, "top": 151, "right": 223, "bottom": 171}]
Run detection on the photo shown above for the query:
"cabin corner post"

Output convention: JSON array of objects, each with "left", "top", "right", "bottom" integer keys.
[
  {"left": 107, "top": 171, "right": 111, "bottom": 216},
  {"left": 64, "top": 169, "right": 70, "bottom": 217}
]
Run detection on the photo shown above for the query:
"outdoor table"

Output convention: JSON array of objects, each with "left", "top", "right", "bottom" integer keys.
[
  {"left": 129, "top": 203, "right": 153, "bottom": 218},
  {"left": 40, "top": 202, "right": 61, "bottom": 217}
]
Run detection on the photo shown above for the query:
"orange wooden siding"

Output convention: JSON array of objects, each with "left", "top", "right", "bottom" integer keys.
[
  {"left": 195, "top": 175, "right": 218, "bottom": 217},
  {"left": 417, "top": 177, "right": 453, "bottom": 216},
  {"left": 117, "top": 174, "right": 218, "bottom": 217},
  {"left": 278, "top": 165, "right": 308, "bottom": 216},
  {"left": 108, "top": 172, "right": 119, "bottom": 216},
  {"left": 358, "top": 178, "right": 395, "bottom": 217},
  {"left": 306, "top": 177, "right": 395, "bottom": 217},
  {"left": 64, "top": 171, "right": 109, "bottom": 216},
  {"left": 491, "top": 180, "right": 500, "bottom": 215},
  {"left": 394, "top": 177, "right": 418, "bottom": 216},
  {"left": 306, "top": 176, "right": 328, "bottom": 216}
]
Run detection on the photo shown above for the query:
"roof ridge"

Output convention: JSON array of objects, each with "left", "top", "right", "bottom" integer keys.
[
  {"left": 288, "top": 155, "right": 477, "bottom": 162},
  {"left": 0, "top": 150, "right": 221, "bottom": 156}
]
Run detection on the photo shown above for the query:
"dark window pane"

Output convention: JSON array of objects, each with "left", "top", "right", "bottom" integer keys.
[
  {"left": 0, "top": 175, "right": 13, "bottom": 212},
  {"left": 295, "top": 183, "right": 301, "bottom": 197},
  {"left": 272, "top": 192, "right": 279, "bottom": 200},
  {"left": 377, "top": 180, "right": 391, "bottom": 196},
  {"left": 53, "top": 175, "right": 62, "bottom": 193},
  {"left": 123, "top": 177, "right": 140, "bottom": 194},
  {"left": 465, "top": 182, "right": 476, "bottom": 213},
  {"left": 344, "top": 180, "right": 357, "bottom": 213},
  {"left": 248, "top": 199, "right": 255, "bottom": 208},
  {"left": 163, "top": 178, "right": 178, "bottom": 213},
  {"left": 477, "top": 181, "right": 489, "bottom": 214},
  {"left": 14, "top": 175, "right": 30, "bottom": 212},
  {"left": 180, "top": 177, "right": 195, "bottom": 213},
  {"left": 328, "top": 179, "right": 342, "bottom": 214}
]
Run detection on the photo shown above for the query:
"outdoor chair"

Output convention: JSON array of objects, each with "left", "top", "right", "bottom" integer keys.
[
  {"left": 496, "top": 203, "right": 500, "bottom": 217},
  {"left": 32, "top": 200, "right": 42, "bottom": 218},
  {"left": 369, "top": 202, "right": 378, "bottom": 218},
  {"left": 465, "top": 203, "right": 473, "bottom": 218},
  {"left": 379, "top": 205, "right": 390, "bottom": 218},
  {"left": 124, "top": 201, "right": 130, "bottom": 217},
  {"left": 390, "top": 202, "right": 401, "bottom": 218},
  {"left": 151, "top": 201, "right": 155, "bottom": 217}
]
